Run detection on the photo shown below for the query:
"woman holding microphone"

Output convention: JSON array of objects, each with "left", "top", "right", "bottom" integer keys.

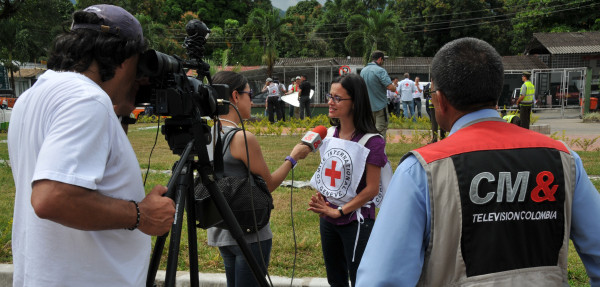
[{"left": 209, "top": 71, "right": 312, "bottom": 287}]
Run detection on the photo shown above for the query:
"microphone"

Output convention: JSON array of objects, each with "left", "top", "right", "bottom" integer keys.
[{"left": 301, "top": 125, "right": 327, "bottom": 152}]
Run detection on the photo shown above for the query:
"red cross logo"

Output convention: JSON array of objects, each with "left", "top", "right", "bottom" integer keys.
[{"left": 325, "top": 161, "right": 342, "bottom": 187}]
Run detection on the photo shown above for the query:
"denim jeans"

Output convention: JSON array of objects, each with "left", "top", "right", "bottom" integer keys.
[
  {"left": 320, "top": 218, "right": 374, "bottom": 287},
  {"left": 219, "top": 239, "right": 272, "bottom": 287},
  {"left": 402, "top": 100, "right": 416, "bottom": 122},
  {"left": 413, "top": 98, "right": 422, "bottom": 118}
]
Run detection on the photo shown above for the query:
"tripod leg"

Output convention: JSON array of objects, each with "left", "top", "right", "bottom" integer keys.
[
  {"left": 164, "top": 163, "right": 191, "bottom": 286},
  {"left": 148, "top": 142, "right": 195, "bottom": 287},
  {"left": 147, "top": 233, "right": 167, "bottom": 287},
  {"left": 186, "top": 168, "right": 200, "bottom": 287}
]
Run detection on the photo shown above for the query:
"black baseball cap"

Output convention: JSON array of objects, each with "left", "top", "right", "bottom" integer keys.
[{"left": 71, "top": 4, "right": 143, "bottom": 42}]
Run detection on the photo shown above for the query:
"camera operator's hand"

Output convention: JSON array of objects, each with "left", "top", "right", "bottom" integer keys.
[
  {"left": 138, "top": 185, "right": 175, "bottom": 235},
  {"left": 290, "top": 143, "right": 312, "bottom": 161}
]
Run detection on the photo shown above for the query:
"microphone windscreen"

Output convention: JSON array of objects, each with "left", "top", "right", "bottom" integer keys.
[{"left": 312, "top": 125, "right": 327, "bottom": 139}]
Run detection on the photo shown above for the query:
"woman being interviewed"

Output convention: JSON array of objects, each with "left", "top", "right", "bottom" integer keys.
[
  {"left": 308, "top": 73, "right": 388, "bottom": 287},
  {"left": 209, "top": 71, "right": 311, "bottom": 287}
]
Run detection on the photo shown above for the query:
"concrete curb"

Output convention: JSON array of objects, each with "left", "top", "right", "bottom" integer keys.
[
  {"left": 0, "top": 264, "right": 329, "bottom": 287},
  {"left": 0, "top": 265, "right": 12, "bottom": 287}
]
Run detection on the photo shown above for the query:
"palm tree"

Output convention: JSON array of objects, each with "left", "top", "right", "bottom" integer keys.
[
  {"left": 243, "top": 8, "right": 291, "bottom": 77},
  {"left": 344, "top": 9, "right": 397, "bottom": 63}
]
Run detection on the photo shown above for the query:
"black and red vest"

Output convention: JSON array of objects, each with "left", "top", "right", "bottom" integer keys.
[{"left": 403, "top": 118, "right": 575, "bottom": 286}]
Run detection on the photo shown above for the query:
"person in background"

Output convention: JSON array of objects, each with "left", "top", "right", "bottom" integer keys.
[
  {"left": 357, "top": 37, "right": 600, "bottom": 286},
  {"left": 413, "top": 76, "right": 423, "bottom": 118},
  {"left": 398, "top": 73, "right": 417, "bottom": 122},
  {"left": 424, "top": 81, "right": 446, "bottom": 143},
  {"left": 7, "top": 5, "right": 175, "bottom": 286},
  {"left": 387, "top": 77, "right": 400, "bottom": 117},
  {"left": 286, "top": 76, "right": 299, "bottom": 118},
  {"left": 500, "top": 109, "right": 522, "bottom": 126},
  {"left": 210, "top": 71, "right": 312, "bottom": 287},
  {"left": 359, "top": 51, "right": 396, "bottom": 138},
  {"left": 298, "top": 75, "right": 312, "bottom": 119},
  {"left": 261, "top": 77, "right": 281, "bottom": 123},
  {"left": 308, "top": 73, "right": 387, "bottom": 287},
  {"left": 274, "top": 77, "right": 286, "bottom": 122},
  {"left": 517, "top": 71, "right": 535, "bottom": 129}
]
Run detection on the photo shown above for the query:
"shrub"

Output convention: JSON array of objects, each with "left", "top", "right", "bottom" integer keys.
[{"left": 583, "top": 112, "right": 600, "bottom": 123}]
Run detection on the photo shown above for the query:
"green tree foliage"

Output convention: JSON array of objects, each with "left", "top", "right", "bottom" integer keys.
[
  {"left": 0, "top": 0, "right": 24, "bottom": 20},
  {"left": 314, "top": 0, "right": 368, "bottom": 57},
  {"left": 0, "top": 0, "right": 73, "bottom": 89},
  {"left": 507, "top": 0, "right": 600, "bottom": 54},
  {"left": 280, "top": 0, "right": 325, "bottom": 57},
  {"left": 345, "top": 9, "right": 397, "bottom": 63},
  {"left": 2, "top": 0, "right": 600, "bottom": 75},
  {"left": 243, "top": 8, "right": 292, "bottom": 76},
  {"left": 390, "top": 0, "right": 511, "bottom": 56}
]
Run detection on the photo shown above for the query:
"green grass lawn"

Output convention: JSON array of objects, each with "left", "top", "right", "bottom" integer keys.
[{"left": 1, "top": 123, "right": 599, "bottom": 284}]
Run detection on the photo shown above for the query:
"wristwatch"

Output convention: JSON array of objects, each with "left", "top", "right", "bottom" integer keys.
[{"left": 337, "top": 206, "right": 344, "bottom": 216}]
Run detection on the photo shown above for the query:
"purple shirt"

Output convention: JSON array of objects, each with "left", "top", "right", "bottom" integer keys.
[{"left": 324, "top": 127, "right": 388, "bottom": 225}]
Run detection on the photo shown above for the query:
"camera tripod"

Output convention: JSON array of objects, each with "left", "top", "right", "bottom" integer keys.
[{"left": 146, "top": 118, "right": 269, "bottom": 287}]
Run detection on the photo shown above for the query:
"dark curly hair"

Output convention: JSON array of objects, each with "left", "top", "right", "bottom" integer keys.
[{"left": 47, "top": 10, "right": 146, "bottom": 82}]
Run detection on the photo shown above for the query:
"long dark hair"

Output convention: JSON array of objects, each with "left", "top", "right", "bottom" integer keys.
[
  {"left": 329, "top": 74, "right": 378, "bottom": 135},
  {"left": 212, "top": 71, "right": 249, "bottom": 99},
  {"left": 47, "top": 10, "right": 146, "bottom": 82}
]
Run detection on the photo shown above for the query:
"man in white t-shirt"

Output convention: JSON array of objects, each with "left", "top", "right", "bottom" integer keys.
[{"left": 7, "top": 5, "right": 175, "bottom": 286}]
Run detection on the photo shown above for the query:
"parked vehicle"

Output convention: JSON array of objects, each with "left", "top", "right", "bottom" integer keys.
[
  {"left": 553, "top": 84, "right": 580, "bottom": 106},
  {"left": 131, "top": 107, "right": 146, "bottom": 119},
  {"left": 251, "top": 91, "right": 269, "bottom": 105},
  {"left": 0, "top": 97, "right": 17, "bottom": 108}
]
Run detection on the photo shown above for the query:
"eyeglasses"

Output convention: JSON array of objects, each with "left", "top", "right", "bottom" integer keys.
[
  {"left": 326, "top": 94, "right": 352, "bottom": 103},
  {"left": 426, "top": 90, "right": 437, "bottom": 95},
  {"left": 238, "top": 89, "right": 253, "bottom": 99}
]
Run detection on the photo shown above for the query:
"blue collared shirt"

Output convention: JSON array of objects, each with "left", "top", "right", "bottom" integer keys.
[
  {"left": 357, "top": 109, "right": 600, "bottom": 286},
  {"left": 360, "top": 62, "right": 392, "bottom": 112}
]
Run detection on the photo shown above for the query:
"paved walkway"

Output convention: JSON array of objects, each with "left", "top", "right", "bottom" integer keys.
[
  {"left": 388, "top": 108, "right": 600, "bottom": 151},
  {"left": 0, "top": 264, "right": 329, "bottom": 287}
]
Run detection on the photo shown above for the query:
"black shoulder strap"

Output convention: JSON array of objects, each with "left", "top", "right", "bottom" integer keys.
[{"left": 213, "top": 127, "right": 241, "bottom": 179}]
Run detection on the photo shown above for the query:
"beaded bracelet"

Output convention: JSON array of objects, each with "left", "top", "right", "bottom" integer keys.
[{"left": 127, "top": 200, "right": 140, "bottom": 231}]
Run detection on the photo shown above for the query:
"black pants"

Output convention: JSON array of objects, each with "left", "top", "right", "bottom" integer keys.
[
  {"left": 519, "top": 104, "right": 531, "bottom": 129},
  {"left": 277, "top": 99, "right": 286, "bottom": 122},
  {"left": 320, "top": 218, "right": 374, "bottom": 287},
  {"left": 426, "top": 103, "right": 446, "bottom": 142},
  {"left": 267, "top": 97, "right": 281, "bottom": 123},
  {"left": 299, "top": 96, "right": 311, "bottom": 119}
]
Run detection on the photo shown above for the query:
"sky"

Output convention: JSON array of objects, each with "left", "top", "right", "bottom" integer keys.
[{"left": 272, "top": 0, "right": 327, "bottom": 11}]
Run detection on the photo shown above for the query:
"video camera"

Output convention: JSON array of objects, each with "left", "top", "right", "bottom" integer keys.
[{"left": 134, "top": 19, "right": 229, "bottom": 154}]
